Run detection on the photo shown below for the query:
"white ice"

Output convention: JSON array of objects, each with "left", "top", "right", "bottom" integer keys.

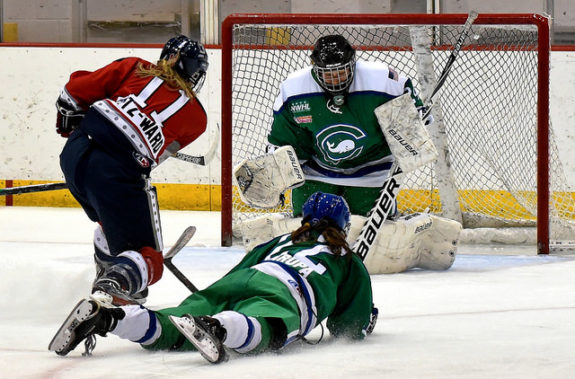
[{"left": 1, "top": 207, "right": 574, "bottom": 378}]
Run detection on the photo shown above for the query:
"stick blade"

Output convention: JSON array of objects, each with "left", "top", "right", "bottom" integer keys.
[{"left": 164, "top": 226, "right": 196, "bottom": 259}]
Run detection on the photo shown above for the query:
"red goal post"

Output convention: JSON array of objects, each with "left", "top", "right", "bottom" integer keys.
[{"left": 220, "top": 13, "right": 574, "bottom": 254}]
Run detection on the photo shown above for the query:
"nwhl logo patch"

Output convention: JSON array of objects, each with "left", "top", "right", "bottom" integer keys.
[
  {"left": 290, "top": 101, "right": 311, "bottom": 113},
  {"left": 316, "top": 124, "right": 366, "bottom": 164}
]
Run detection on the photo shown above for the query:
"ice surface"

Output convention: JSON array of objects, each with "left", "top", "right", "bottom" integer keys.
[{"left": 1, "top": 207, "right": 574, "bottom": 378}]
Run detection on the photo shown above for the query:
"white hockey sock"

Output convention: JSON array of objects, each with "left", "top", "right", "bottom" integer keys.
[
  {"left": 213, "top": 311, "right": 262, "bottom": 354},
  {"left": 111, "top": 305, "right": 161, "bottom": 345}
]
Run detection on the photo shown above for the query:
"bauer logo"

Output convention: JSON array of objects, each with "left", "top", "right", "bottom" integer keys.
[
  {"left": 388, "top": 128, "right": 418, "bottom": 156},
  {"left": 354, "top": 173, "right": 401, "bottom": 259},
  {"left": 286, "top": 149, "right": 304, "bottom": 180},
  {"left": 414, "top": 220, "right": 433, "bottom": 234},
  {"left": 132, "top": 152, "right": 150, "bottom": 168}
]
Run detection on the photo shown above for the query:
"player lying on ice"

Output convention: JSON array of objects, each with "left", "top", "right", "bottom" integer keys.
[
  {"left": 55, "top": 35, "right": 209, "bottom": 305},
  {"left": 49, "top": 192, "right": 377, "bottom": 364},
  {"left": 234, "top": 34, "right": 462, "bottom": 274}
]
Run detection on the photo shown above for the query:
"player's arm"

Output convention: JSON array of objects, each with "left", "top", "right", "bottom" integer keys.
[
  {"left": 55, "top": 58, "right": 142, "bottom": 137},
  {"left": 55, "top": 88, "right": 86, "bottom": 137},
  {"left": 267, "top": 112, "right": 314, "bottom": 163},
  {"left": 267, "top": 89, "right": 316, "bottom": 162},
  {"left": 326, "top": 257, "right": 375, "bottom": 339},
  {"left": 64, "top": 57, "right": 142, "bottom": 106},
  {"left": 233, "top": 95, "right": 311, "bottom": 208},
  {"left": 224, "top": 235, "right": 287, "bottom": 275}
]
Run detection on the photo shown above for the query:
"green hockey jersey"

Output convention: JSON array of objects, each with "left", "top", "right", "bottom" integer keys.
[
  {"left": 268, "top": 60, "right": 424, "bottom": 187},
  {"left": 227, "top": 233, "right": 374, "bottom": 341}
]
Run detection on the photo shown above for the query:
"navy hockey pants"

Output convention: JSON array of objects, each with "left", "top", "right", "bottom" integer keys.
[{"left": 59, "top": 126, "right": 162, "bottom": 256}]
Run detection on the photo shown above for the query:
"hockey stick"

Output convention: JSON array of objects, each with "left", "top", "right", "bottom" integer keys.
[
  {"left": 0, "top": 182, "right": 68, "bottom": 196},
  {"left": 172, "top": 122, "right": 220, "bottom": 166},
  {"left": 0, "top": 154, "right": 204, "bottom": 196},
  {"left": 163, "top": 226, "right": 199, "bottom": 293},
  {"left": 422, "top": 10, "right": 478, "bottom": 120},
  {"left": 173, "top": 152, "right": 207, "bottom": 166},
  {"left": 353, "top": 11, "right": 478, "bottom": 261},
  {"left": 1, "top": 131, "right": 220, "bottom": 196}
]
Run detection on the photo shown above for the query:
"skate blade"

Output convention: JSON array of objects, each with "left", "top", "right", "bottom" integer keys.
[
  {"left": 91, "top": 289, "right": 146, "bottom": 307},
  {"left": 168, "top": 315, "right": 226, "bottom": 364},
  {"left": 48, "top": 299, "right": 95, "bottom": 356}
]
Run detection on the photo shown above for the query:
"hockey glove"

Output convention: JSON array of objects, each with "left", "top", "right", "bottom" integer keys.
[
  {"left": 417, "top": 105, "right": 434, "bottom": 126},
  {"left": 56, "top": 97, "right": 84, "bottom": 137},
  {"left": 365, "top": 306, "right": 379, "bottom": 335}
]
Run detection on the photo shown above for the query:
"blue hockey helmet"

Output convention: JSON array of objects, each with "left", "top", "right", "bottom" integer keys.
[
  {"left": 302, "top": 192, "right": 351, "bottom": 233},
  {"left": 161, "top": 35, "right": 209, "bottom": 93}
]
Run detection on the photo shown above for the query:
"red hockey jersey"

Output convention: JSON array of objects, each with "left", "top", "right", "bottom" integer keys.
[{"left": 62, "top": 57, "right": 207, "bottom": 164}]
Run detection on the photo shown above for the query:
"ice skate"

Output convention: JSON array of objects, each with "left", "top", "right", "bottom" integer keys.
[
  {"left": 48, "top": 299, "right": 123, "bottom": 356},
  {"left": 169, "top": 314, "right": 227, "bottom": 364},
  {"left": 92, "top": 276, "right": 147, "bottom": 306}
]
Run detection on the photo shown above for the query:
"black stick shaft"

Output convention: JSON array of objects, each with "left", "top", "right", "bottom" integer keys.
[
  {"left": 0, "top": 182, "right": 68, "bottom": 196},
  {"left": 164, "top": 259, "right": 199, "bottom": 293}
]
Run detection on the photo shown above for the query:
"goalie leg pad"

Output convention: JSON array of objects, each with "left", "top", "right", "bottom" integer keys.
[
  {"left": 359, "top": 213, "right": 461, "bottom": 274},
  {"left": 415, "top": 214, "right": 461, "bottom": 270},
  {"left": 238, "top": 214, "right": 302, "bottom": 251},
  {"left": 361, "top": 216, "right": 422, "bottom": 274}
]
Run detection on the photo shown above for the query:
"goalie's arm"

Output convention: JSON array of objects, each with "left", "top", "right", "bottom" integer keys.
[{"left": 268, "top": 102, "right": 316, "bottom": 163}]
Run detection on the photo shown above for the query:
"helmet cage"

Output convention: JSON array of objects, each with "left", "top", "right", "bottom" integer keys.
[
  {"left": 312, "top": 59, "right": 355, "bottom": 94},
  {"left": 310, "top": 35, "right": 356, "bottom": 96}
]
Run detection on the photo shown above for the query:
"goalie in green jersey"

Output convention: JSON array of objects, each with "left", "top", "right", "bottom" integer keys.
[
  {"left": 236, "top": 35, "right": 460, "bottom": 275},
  {"left": 49, "top": 192, "right": 377, "bottom": 364},
  {"left": 267, "top": 34, "right": 431, "bottom": 217}
]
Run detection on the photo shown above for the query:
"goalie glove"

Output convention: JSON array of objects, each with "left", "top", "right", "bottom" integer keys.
[
  {"left": 234, "top": 145, "right": 305, "bottom": 209},
  {"left": 55, "top": 95, "right": 84, "bottom": 138}
]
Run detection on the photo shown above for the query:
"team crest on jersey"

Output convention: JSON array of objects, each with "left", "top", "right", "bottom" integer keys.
[
  {"left": 316, "top": 125, "right": 366, "bottom": 164},
  {"left": 326, "top": 98, "right": 342, "bottom": 114}
]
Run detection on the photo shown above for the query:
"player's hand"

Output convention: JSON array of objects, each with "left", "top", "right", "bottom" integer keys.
[
  {"left": 55, "top": 98, "right": 84, "bottom": 138},
  {"left": 417, "top": 105, "right": 434, "bottom": 126},
  {"left": 365, "top": 306, "right": 378, "bottom": 334}
]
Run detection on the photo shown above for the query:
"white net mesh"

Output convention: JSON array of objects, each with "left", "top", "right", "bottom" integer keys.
[{"left": 224, "top": 16, "right": 575, "bottom": 249}]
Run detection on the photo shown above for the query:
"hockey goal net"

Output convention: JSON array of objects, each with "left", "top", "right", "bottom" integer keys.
[{"left": 220, "top": 13, "right": 575, "bottom": 253}]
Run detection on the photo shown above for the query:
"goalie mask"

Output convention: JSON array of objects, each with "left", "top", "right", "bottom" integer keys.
[
  {"left": 302, "top": 192, "right": 351, "bottom": 233},
  {"left": 310, "top": 35, "right": 356, "bottom": 106},
  {"left": 161, "top": 35, "right": 209, "bottom": 93}
]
